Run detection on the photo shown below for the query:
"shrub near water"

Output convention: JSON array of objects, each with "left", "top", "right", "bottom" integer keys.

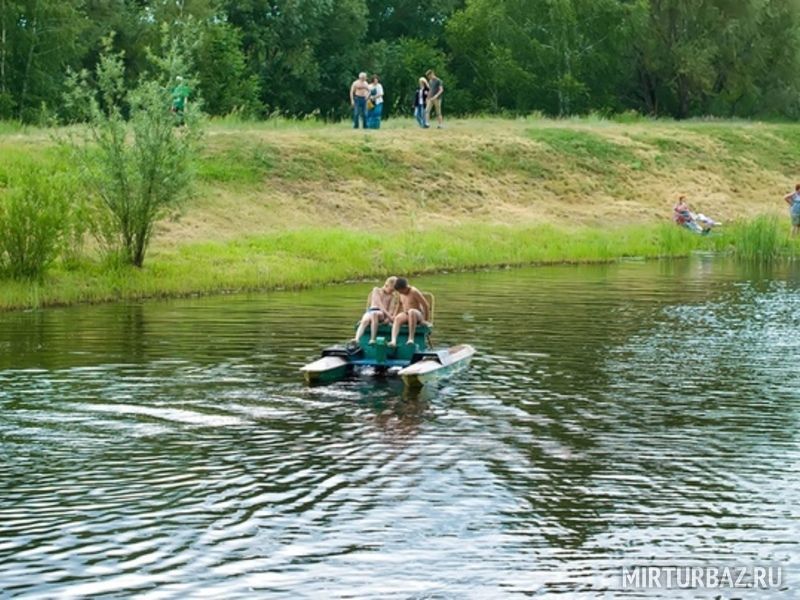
[
  {"left": 0, "top": 172, "right": 72, "bottom": 279},
  {"left": 65, "top": 37, "right": 202, "bottom": 268},
  {"left": 724, "top": 215, "right": 789, "bottom": 262}
]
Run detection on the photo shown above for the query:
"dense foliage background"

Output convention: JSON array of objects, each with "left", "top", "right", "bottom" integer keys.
[{"left": 2, "top": 0, "right": 800, "bottom": 122}]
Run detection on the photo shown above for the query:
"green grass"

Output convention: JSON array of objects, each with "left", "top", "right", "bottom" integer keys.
[
  {"left": 4, "top": 116, "right": 800, "bottom": 310},
  {"left": 683, "top": 123, "right": 800, "bottom": 173},
  {"left": 1, "top": 215, "right": 798, "bottom": 311},
  {"left": 197, "top": 136, "right": 410, "bottom": 185},
  {"left": 475, "top": 140, "right": 551, "bottom": 178},
  {"left": 207, "top": 114, "right": 336, "bottom": 131},
  {"left": 527, "top": 128, "right": 637, "bottom": 173},
  {"left": 196, "top": 143, "right": 277, "bottom": 184},
  {"left": 0, "top": 120, "right": 33, "bottom": 135},
  {"left": 722, "top": 215, "right": 790, "bottom": 261},
  {"left": 0, "top": 222, "right": 722, "bottom": 311}
]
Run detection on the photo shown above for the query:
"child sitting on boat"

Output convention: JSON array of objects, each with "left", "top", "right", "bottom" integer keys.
[
  {"left": 389, "top": 278, "right": 431, "bottom": 348},
  {"left": 352, "top": 276, "right": 397, "bottom": 345}
]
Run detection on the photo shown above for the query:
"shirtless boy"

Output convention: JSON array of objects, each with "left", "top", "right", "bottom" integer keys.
[
  {"left": 389, "top": 278, "right": 430, "bottom": 347},
  {"left": 352, "top": 276, "right": 397, "bottom": 344}
]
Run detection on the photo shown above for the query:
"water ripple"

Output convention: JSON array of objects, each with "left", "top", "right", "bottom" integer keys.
[{"left": 1, "top": 259, "right": 799, "bottom": 597}]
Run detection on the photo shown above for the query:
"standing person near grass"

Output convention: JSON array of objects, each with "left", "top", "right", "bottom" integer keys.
[
  {"left": 425, "top": 69, "right": 445, "bottom": 129},
  {"left": 784, "top": 183, "right": 800, "bottom": 237},
  {"left": 367, "top": 74, "right": 384, "bottom": 129},
  {"left": 171, "top": 76, "right": 190, "bottom": 125},
  {"left": 413, "top": 77, "right": 429, "bottom": 128},
  {"left": 350, "top": 72, "right": 370, "bottom": 129}
]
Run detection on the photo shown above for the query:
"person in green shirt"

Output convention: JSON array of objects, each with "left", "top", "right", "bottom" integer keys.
[{"left": 171, "top": 76, "right": 190, "bottom": 124}]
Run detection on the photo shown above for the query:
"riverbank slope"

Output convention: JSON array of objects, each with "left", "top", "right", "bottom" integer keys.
[{"left": 0, "top": 117, "right": 797, "bottom": 309}]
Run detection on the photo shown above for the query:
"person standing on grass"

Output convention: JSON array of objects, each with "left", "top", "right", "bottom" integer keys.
[
  {"left": 425, "top": 69, "right": 444, "bottom": 129},
  {"left": 171, "top": 76, "right": 190, "bottom": 125},
  {"left": 367, "top": 74, "right": 384, "bottom": 129},
  {"left": 350, "top": 72, "right": 370, "bottom": 129},
  {"left": 784, "top": 183, "right": 800, "bottom": 237},
  {"left": 413, "top": 77, "right": 429, "bottom": 128}
]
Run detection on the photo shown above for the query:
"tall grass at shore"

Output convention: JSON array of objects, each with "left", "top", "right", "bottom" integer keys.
[
  {"left": 721, "top": 215, "right": 794, "bottom": 261},
  {"left": 1, "top": 217, "right": 798, "bottom": 311},
  {"left": 0, "top": 222, "right": 705, "bottom": 311}
]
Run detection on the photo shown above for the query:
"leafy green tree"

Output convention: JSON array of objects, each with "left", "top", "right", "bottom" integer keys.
[
  {"left": 628, "top": 0, "right": 721, "bottom": 117},
  {"left": 224, "top": 0, "right": 326, "bottom": 114},
  {"left": 536, "top": 0, "right": 630, "bottom": 115},
  {"left": 626, "top": 0, "right": 800, "bottom": 118},
  {"left": 79, "top": 0, "right": 156, "bottom": 92},
  {"left": 196, "top": 22, "right": 261, "bottom": 116},
  {"left": 365, "top": 0, "right": 464, "bottom": 40},
  {"left": 0, "top": 167, "right": 72, "bottom": 279},
  {"left": 79, "top": 0, "right": 220, "bottom": 112},
  {"left": 362, "top": 37, "right": 452, "bottom": 116},
  {"left": 0, "top": 0, "right": 17, "bottom": 116},
  {"left": 316, "top": 0, "right": 369, "bottom": 118},
  {"left": 446, "top": 0, "right": 536, "bottom": 112},
  {"left": 0, "top": 0, "right": 88, "bottom": 121},
  {"left": 708, "top": 0, "right": 800, "bottom": 117},
  {"left": 65, "top": 37, "right": 202, "bottom": 267},
  {"left": 224, "top": 0, "right": 368, "bottom": 116},
  {"left": 447, "top": 0, "right": 628, "bottom": 115},
  {"left": 4, "top": 0, "right": 800, "bottom": 123}
]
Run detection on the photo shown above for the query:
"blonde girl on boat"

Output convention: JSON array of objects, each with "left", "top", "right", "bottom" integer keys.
[{"left": 352, "top": 276, "right": 397, "bottom": 345}]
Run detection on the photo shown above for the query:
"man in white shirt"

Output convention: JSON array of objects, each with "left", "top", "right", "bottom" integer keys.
[{"left": 367, "top": 74, "right": 384, "bottom": 129}]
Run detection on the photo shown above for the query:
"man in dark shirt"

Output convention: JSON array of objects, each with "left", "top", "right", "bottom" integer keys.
[{"left": 425, "top": 70, "right": 445, "bottom": 129}]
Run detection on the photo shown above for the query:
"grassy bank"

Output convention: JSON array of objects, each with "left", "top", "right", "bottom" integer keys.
[
  {"left": 1, "top": 220, "right": 795, "bottom": 311},
  {"left": 1, "top": 117, "right": 799, "bottom": 310}
]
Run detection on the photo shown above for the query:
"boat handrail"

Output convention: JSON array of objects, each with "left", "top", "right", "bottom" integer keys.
[{"left": 423, "top": 292, "right": 435, "bottom": 324}]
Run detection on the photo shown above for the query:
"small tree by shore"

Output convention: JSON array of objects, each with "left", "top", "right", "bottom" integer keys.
[
  {"left": 0, "top": 168, "right": 73, "bottom": 279},
  {"left": 65, "top": 37, "right": 202, "bottom": 268}
]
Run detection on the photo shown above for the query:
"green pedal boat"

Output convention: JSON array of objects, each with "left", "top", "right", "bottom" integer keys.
[{"left": 300, "top": 321, "right": 475, "bottom": 387}]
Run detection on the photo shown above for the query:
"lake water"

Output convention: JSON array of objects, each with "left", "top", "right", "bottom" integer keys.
[{"left": 1, "top": 257, "right": 799, "bottom": 598}]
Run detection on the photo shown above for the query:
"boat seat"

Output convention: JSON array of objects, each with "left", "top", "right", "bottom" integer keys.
[{"left": 354, "top": 322, "right": 431, "bottom": 362}]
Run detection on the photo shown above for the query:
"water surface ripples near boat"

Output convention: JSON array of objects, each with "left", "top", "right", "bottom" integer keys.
[{"left": 1, "top": 258, "right": 799, "bottom": 597}]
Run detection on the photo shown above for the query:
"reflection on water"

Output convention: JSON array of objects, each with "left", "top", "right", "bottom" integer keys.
[{"left": 1, "top": 257, "right": 799, "bottom": 597}]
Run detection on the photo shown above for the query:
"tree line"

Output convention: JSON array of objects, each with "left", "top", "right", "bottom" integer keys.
[{"left": 2, "top": 0, "right": 800, "bottom": 123}]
